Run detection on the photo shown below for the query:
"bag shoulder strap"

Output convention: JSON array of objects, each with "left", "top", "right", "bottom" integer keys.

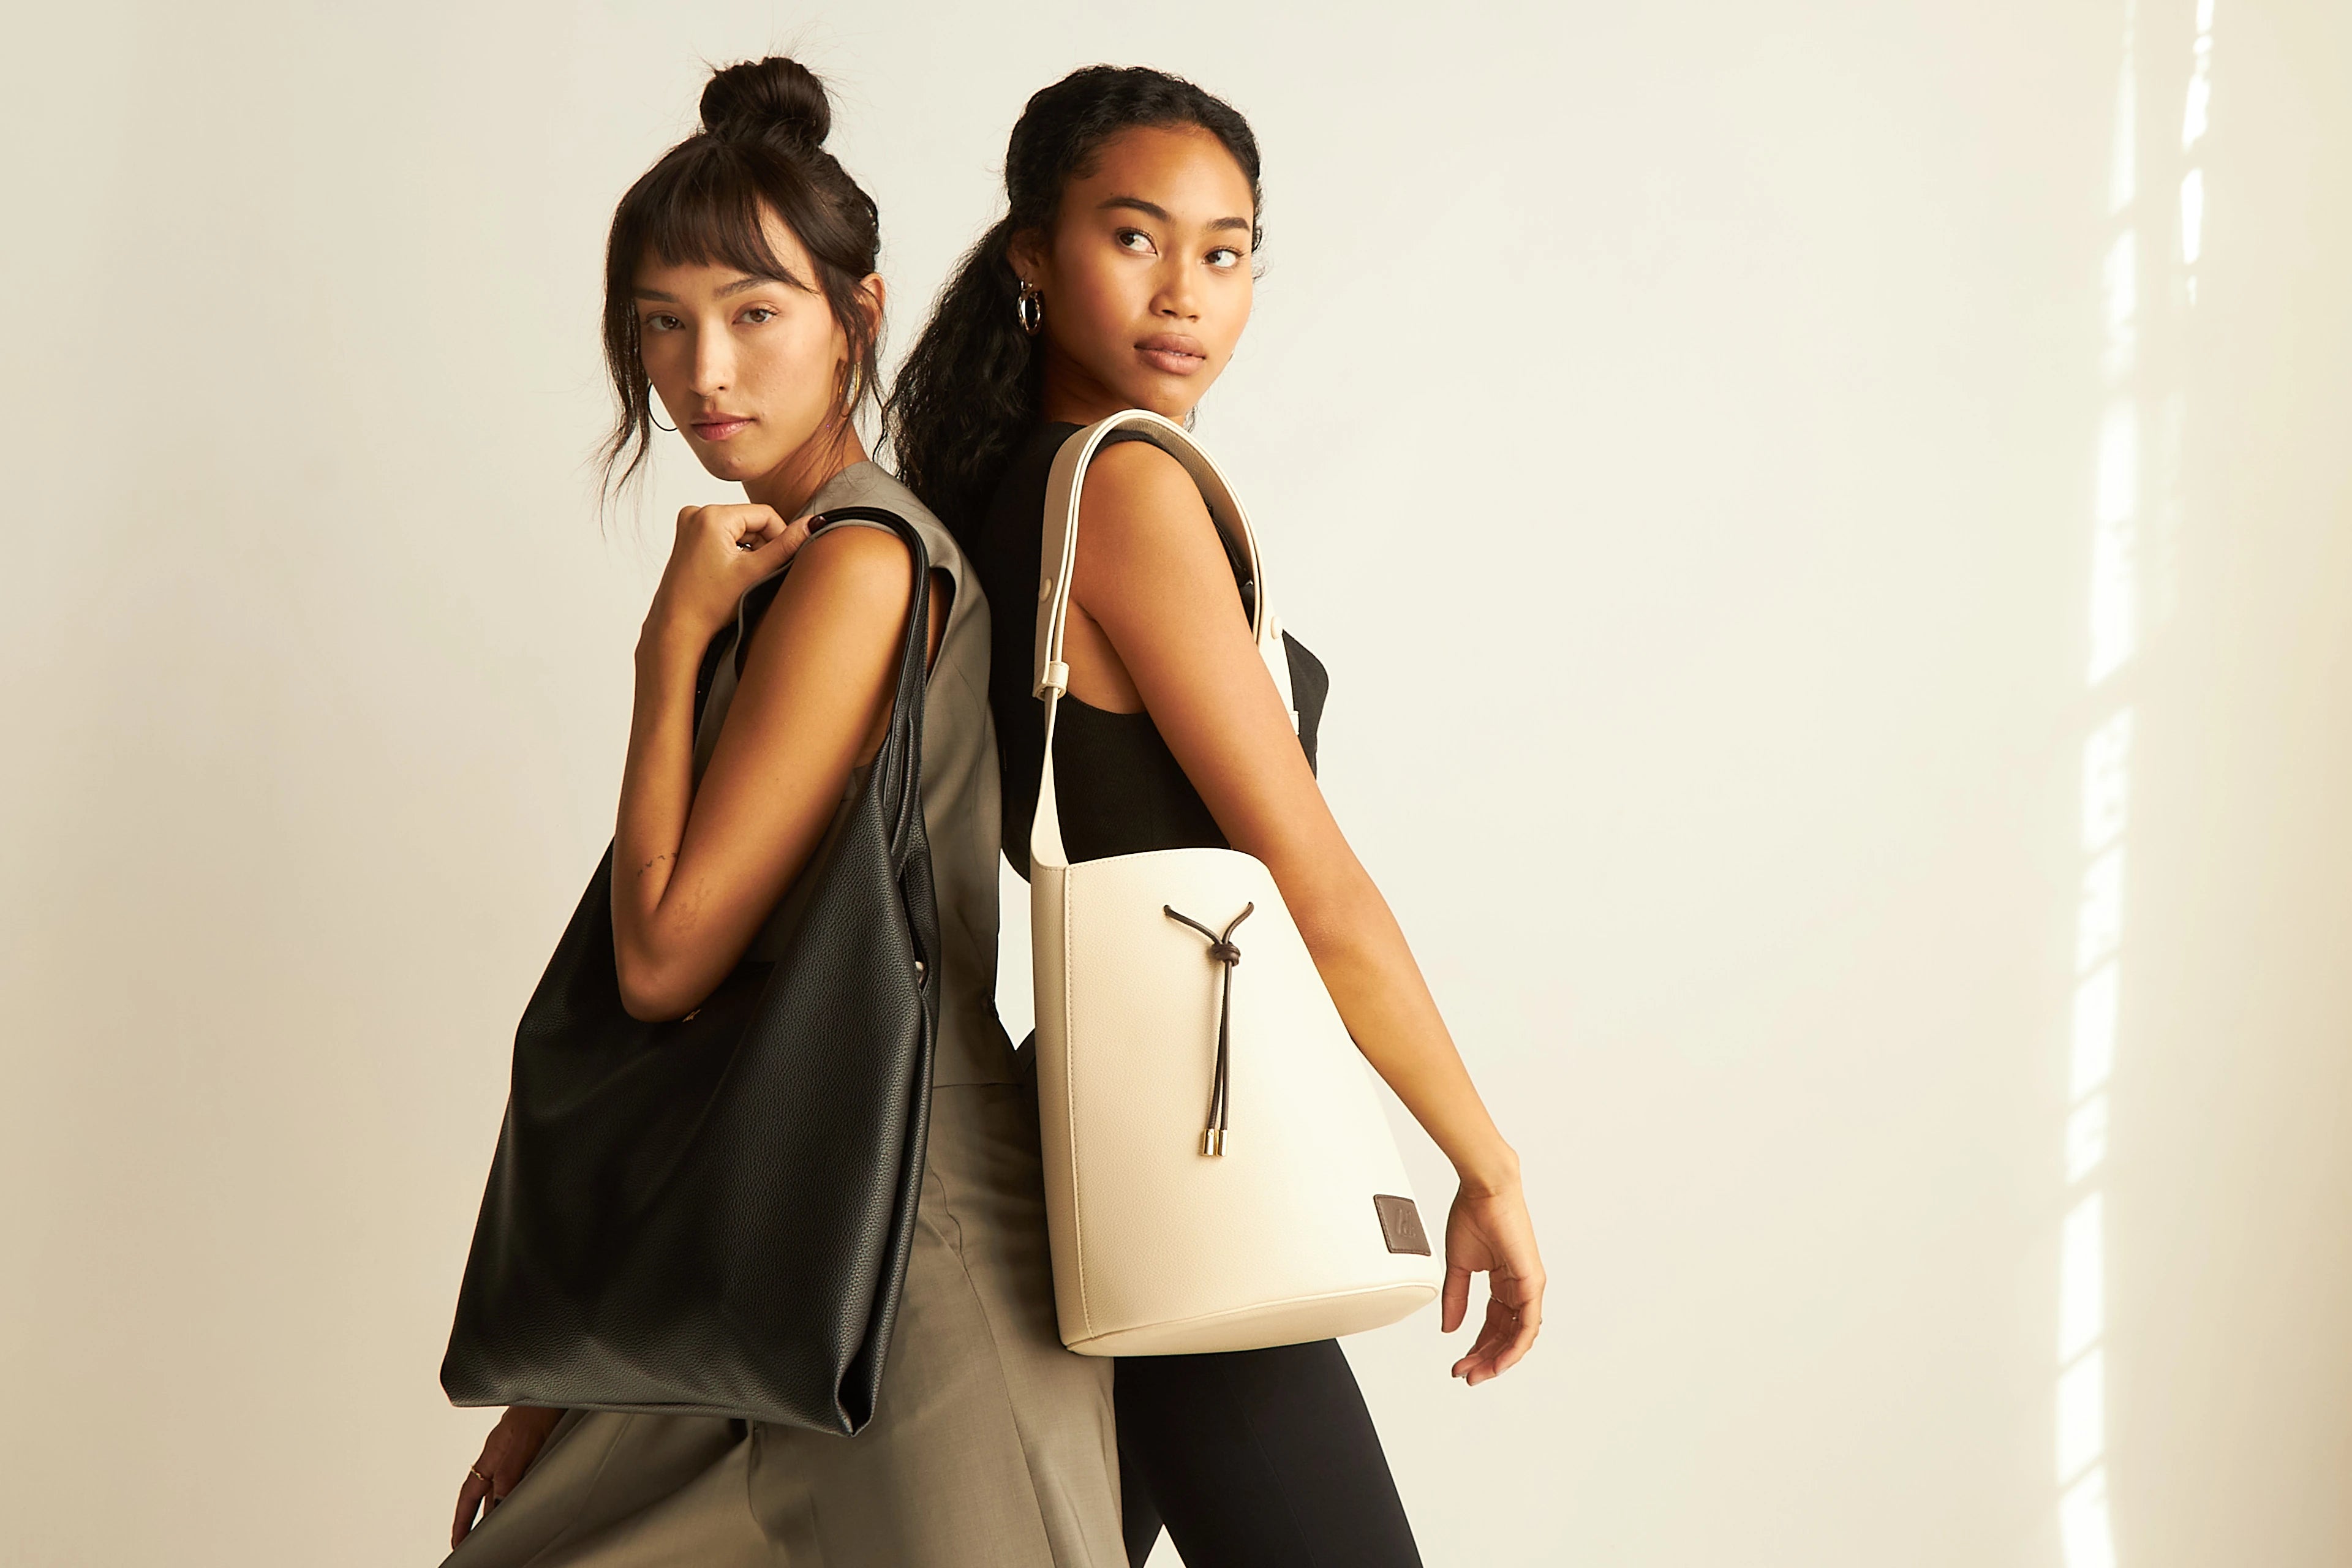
[
  {"left": 1030, "top": 411, "right": 1294, "bottom": 873},
  {"left": 809, "top": 504, "right": 933, "bottom": 867}
]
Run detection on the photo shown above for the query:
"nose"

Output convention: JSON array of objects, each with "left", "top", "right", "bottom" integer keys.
[
  {"left": 1152, "top": 257, "right": 1201, "bottom": 323},
  {"left": 687, "top": 322, "right": 733, "bottom": 398}
]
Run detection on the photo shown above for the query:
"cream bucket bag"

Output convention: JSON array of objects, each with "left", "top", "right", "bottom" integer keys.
[{"left": 1028, "top": 410, "right": 1444, "bottom": 1356}]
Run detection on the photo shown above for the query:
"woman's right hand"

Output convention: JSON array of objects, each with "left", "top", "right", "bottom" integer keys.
[
  {"left": 450, "top": 1404, "right": 564, "bottom": 1549},
  {"left": 644, "top": 502, "right": 815, "bottom": 649}
]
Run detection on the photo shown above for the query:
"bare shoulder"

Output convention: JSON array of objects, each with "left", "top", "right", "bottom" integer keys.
[
  {"left": 732, "top": 525, "right": 917, "bottom": 688},
  {"left": 1078, "top": 439, "right": 1216, "bottom": 559},
  {"left": 785, "top": 521, "right": 918, "bottom": 606}
]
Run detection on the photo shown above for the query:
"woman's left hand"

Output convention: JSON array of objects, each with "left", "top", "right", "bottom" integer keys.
[{"left": 1442, "top": 1177, "right": 1545, "bottom": 1385}]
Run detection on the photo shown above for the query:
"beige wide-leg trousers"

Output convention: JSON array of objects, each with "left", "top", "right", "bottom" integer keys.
[{"left": 440, "top": 1084, "right": 1121, "bottom": 1567}]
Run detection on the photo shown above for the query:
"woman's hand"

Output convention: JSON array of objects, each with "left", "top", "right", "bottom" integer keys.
[
  {"left": 644, "top": 503, "right": 816, "bottom": 649},
  {"left": 450, "top": 1404, "right": 563, "bottom": 1548},
  {"left": 1442, "top": 1177, "right": 1545, "bottom": 1385}
]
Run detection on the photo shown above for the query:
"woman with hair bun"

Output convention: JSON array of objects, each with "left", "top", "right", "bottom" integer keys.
[
  {"left": 892, "top": 64, "right": 1546, "bottom": 1567},
  {"left": 442, "top": 56, "right": 1123, "bottom": 1567}
]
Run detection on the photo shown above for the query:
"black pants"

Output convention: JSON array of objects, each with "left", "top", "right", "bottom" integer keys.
[{"left": 1115, "top": 1340, "right": 1423, "bottom": 1567}]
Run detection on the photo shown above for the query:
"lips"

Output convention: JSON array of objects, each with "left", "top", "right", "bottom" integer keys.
[
  {"left": 1136, "top": 334, "right": 1208, "bottom": 375},
  {"left": 689, "top": 416, "right": 753, "bottom": 441}
]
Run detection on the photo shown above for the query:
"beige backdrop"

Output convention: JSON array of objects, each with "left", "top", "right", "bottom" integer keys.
[{"left": 3, "top": 2, "right": 2347, "bottom": 1565}]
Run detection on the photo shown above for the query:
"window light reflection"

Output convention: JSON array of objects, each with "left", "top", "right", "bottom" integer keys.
[{"left": 2071, "top": 962, "right": 2120, "bottom": 1101}]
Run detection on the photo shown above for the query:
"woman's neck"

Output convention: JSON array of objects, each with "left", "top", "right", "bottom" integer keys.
[
  {"left": 743, "top": 425, "right": 869, "bottom": 518},
  {"left": 1039, "top": 347, "right": 1192, "bottom": 428}
]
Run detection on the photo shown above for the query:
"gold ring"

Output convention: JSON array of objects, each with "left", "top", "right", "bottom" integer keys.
[{"left": 469, "top": 1466, "right": 490, "bottom": 1483}]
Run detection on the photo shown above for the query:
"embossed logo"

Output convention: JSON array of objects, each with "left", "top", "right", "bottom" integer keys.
[{"left": 1373, "top": 1194, "right": 1430, "bottom": 1256}]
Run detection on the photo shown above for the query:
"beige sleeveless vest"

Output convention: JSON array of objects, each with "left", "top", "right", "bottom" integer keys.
[{"left": 691, "top": 461, "right": 1016, "bottom": 1088}]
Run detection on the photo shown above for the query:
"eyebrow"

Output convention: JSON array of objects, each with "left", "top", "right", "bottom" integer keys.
[
  {"left": 1098, "top": 195, "right": 1253, "bottom": 235},
  {"left": 632, "top": 271, "right": 806, "bottom": 304}
]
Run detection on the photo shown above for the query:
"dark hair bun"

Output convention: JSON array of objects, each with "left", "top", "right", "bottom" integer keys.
[{"left": 700, "top": 56, "right": 832, "bottom": 146}]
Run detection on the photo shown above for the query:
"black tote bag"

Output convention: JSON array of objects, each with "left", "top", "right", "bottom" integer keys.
[{"left": 440, "top": 507, "right": 940, "bottom": 1436}]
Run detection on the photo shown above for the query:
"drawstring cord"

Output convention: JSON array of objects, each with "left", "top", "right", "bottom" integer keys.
[{"left": 1164, "top": 903, "right": 1254, "bottom": 1156}]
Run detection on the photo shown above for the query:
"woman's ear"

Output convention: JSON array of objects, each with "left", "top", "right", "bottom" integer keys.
[
  {"left": 1006, "top": 228, "right": 1047, "bottom": 291},
  {"left": 856, "top": 273, "right": 886, "bottom": 347}
]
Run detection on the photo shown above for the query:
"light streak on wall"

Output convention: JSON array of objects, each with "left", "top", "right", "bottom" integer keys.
[{"left": 2059, "top": 3, "right": 2214, "bottom": 1562}]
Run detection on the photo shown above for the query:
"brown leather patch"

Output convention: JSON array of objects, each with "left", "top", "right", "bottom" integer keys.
[{"left": 1373, "top": 1194, "right": 1430, "bottom": 1256}]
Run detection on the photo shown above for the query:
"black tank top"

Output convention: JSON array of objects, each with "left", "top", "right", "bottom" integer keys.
[{"left": 976, "top": 422, "right": 1330, "bottom": 876}]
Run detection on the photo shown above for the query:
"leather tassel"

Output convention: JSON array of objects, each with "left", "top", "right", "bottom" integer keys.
[{"left": 1165, "top": 903, "right": 1254, "bottom": 1157}]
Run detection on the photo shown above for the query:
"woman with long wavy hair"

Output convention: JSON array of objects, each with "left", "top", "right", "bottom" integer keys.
[
  {"left": 442, "top": 56, "right": 1123, "bottom": 1568},
  {"left": 891, "top": 64, "right": 1547, "bottom": 1568}
]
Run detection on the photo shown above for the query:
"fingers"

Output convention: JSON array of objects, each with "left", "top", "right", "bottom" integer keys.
[
  {"left": 696, "top": 503, "right": 796, "bottom": 549},
  {"left": 731, "top": 506, "right": 788, "bottom": 548},
  {"left": 1451, "top": 1297, "right": 1526, "bottom": 1385},
  {"left": 675, "top": 502, "right": 779, "bottom": 552},
  {"left": 1450, "top": 1302, "right": 1509, "bottom": 1381},
  {"left": 705, "top": 506, "right": 813, "bottom": 579},
  {"left": 1485, "top": 1297, "right": 1540, "bottom": 1381},
  {"left": 1506, "top": 1271, "right": 1547, "bottom": 1360},
  {"left": 1440, "top": 1261, "right": 1471, "bottom": 1335},
  {"left": 1449, "top": 1267, "right": 1546, "bottom": 1385},
  {"left": 744, "top": 513, "right": 816, "bottom": 563},
  {"left": 451, "top": 1469, "right": 488, "bottom": 1548}
]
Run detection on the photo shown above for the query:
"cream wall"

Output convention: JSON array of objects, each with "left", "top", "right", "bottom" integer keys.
[{"left": 2, "top": 2, "right": 2346, "bottom": 1564}]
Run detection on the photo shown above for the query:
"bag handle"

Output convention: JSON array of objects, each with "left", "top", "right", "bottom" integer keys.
[
  {"left": 807, "top": 505, "right": 933, "bottom": 869},
  {"left": 1030, "top": 412, "right": 1294, "bottom": 873}
]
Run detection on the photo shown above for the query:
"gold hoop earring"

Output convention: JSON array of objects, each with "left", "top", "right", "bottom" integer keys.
[
  {"left": 840, "top": 361, "right": 863, "bottom": 418},
  {"left": 1015, "top": 280, "right": 1044, "bottom": 336}
]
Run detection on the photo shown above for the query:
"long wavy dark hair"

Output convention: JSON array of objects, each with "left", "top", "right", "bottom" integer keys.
[
  {"left": 599, "top": 57, "right": 883, "bottom": 503},
  {"left": 885, "top": 66, "right": 1262, "bottom": 548}
]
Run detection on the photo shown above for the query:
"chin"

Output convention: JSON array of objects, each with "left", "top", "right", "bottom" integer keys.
[
  {"left": 1118, "top": 384, "right": 1196, "bottom": 421},
  {"left": 694, "top": 447, "right": 766, "bottom": 483}
]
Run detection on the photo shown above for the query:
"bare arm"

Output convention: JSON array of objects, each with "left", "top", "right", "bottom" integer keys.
[
  {"left": 612, "top": 508, "right": 938, "bottom": 1021},
  {"left": 1062, "top": 442, "right": 1544, "bottom": 1382}
]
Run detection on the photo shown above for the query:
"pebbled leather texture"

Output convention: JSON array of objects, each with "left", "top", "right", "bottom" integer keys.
[
  {"left": 440, "top": 507, "right": 942, "bottom": 1436},
  {"left": 1028, "top": 413, "right": 1442, "bottom": 1357}
]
